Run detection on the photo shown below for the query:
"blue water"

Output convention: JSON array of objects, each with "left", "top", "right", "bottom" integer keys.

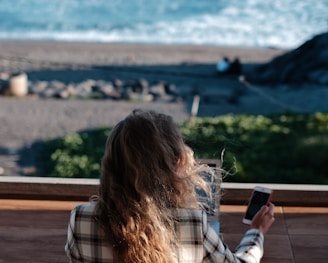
[{"left": 0, "top": 0, "right": 327, "bottom": 48}]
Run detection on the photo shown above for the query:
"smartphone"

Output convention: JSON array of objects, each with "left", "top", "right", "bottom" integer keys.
[{"left": 242, "top": 186, "right": 273, "bottom": 225}]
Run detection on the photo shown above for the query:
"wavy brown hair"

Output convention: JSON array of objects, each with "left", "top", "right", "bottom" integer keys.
[{"left": 97, "top": 109, "right": 214, "bottom": 262}]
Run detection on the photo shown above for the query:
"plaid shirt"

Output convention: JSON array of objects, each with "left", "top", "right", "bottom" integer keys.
[{"left": 65, "top": 202, "right": 264, "bottom": 263}]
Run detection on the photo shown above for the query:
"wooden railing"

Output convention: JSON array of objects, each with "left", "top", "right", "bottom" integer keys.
[{"left": 1, "top": 176, "right": 327, "bottom": 206}]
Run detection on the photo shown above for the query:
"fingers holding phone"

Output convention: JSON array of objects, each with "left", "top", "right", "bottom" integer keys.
[
  {"left": 242, "top": 186, "right": 273, "bottom": 225},
  {"left": 242, "top": 186, "right": 275, "bottom": 234},
  {"left": 251, "top": 203, "right": 275, "bottom": 234}
]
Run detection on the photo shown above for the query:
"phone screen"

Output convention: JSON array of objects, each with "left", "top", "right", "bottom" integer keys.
[{"left": 244, "top": 190, "right": 270, "bottom": 221}]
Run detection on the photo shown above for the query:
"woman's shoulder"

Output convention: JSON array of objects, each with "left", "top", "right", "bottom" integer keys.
[
  {"left": 172, "top": 208, "right": 206, "bottom": 222},
  {"left": 70, "top": 202, "right": 102, "bottom": 236},
  {"left": 72, "top": 202, "right": 99, "bottom": 217}
]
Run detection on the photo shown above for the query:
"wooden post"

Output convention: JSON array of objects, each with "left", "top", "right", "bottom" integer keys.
[{"left": 189, "top": 94, "right": 200, "bottom": 126}]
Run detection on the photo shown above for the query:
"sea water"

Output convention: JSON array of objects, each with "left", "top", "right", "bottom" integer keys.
[{"left": 0, "top": 0, "right": 327, "bottom": 49}]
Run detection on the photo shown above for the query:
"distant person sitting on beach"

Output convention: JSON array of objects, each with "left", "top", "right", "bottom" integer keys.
[
  {"left": 65, "top": 109, "right": 275, "bottom": 263},
  {"left": 216, "top": 57, "right": 242, "bottom": 75}
]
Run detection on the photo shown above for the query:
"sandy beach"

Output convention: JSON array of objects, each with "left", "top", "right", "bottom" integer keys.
[
  {"left": 0, "top": 40, "right": 327, "bottom": 175},
  {"left": 0, "top": 40, "right": 284, "bottom": 67}
]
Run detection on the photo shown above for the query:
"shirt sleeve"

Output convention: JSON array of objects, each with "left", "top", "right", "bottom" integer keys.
[
  {"left": 65, "top": 207, "right": 83, "bottom": 263},
  {"left": 202, "top": 212, "right": 264, "bottom": 263}
]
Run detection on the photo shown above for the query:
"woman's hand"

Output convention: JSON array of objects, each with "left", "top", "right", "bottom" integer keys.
[{"left": 251, "top": 203, "right": 275, "bottom": 234}]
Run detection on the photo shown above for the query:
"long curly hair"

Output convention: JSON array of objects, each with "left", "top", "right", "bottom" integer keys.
[{"left": 97, "top": 109, "right": 214, "bottom": 262}]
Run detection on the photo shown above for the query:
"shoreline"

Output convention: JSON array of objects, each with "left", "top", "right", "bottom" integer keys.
[
  {"left": 0, "top": 40, "right": 285, "bottom": 69},
  {"left": 0, "top": 39, "right": 287, "bottom": 51}
]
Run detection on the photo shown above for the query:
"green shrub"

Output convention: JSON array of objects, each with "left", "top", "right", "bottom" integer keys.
[
  {"left": 40, "top": 127, "right": 111, "bottom": 178},
  {"left": 181, "top": 112, "right": 328, "bottom": 184},
  {"left": 40, "top": 112, "right": 328, "bottom": 184}
]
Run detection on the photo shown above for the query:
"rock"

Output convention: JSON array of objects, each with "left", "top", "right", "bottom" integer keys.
[
  {"left": 149, "top": 81, "right": 166, "bottom": 98},
  {"left": 48, "top": 80, "right": 66, "bottom": 91},
  {"left": 5, "top": 75, "right": 182, "bottom": 102},
  {"left": 40, "top": 87, "right": 56, "bottom": 98},
  {"left": 29, "top": 81, "right": 48, "bottom": 95},
  {"left": 66, "top": 84, "right": 78, "bottom": 98},
  {"left": 92, "top": 81, "right": 119, "bottom": 99},
  {"left": 124, "top": 79, "right": 149, "bottom": 94},
  {"left": 54, "top": 89, "right": 70, "bottom": 99},
  {"left": 139, "top": 78, "right": 149, "bottom": 94},
  {"left": 308, "top": 69, "right": 328, "bottom": 85},
  {"left": 104, "top": 88, "right": 122, "bottom": 100},
  {"left": 244, "top": 32, "right": 328, "bottom": 86},
  {"left": 100, "top": 85, "right": 122, "bottom": 100},
  {"left": 164, "top": 83, "right": 179, "bottom": 96},
  {"left": 75, "top": 80, "right": 94, "bottom": 98},
  {"left": 125, "top": 88, "right": 154, "bottom": 102},
  {"left": 113, "top": 79, "right": 124, "bottom": 88}
]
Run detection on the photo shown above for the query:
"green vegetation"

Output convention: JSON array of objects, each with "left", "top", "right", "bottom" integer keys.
[
  {"left": 40, "top": 127, "right": 111, "bottom": 178},
  {"left": 182, "top": 112, "right": 328, "bottom": 184},
  {"left": 40, "top": 112, "right": 328, "bottom": 184}
]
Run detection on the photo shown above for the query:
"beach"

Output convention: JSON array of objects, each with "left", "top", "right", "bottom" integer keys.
[
  {"left": 0, "top": 40, "right": 327, "bottom": 175},
  {"left": 0, "top": 40, "right": 284, "bottom": 66}
]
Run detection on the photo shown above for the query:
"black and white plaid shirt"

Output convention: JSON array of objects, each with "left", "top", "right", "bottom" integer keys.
[{"left": 65, "top": 202, "right": 264, "bottom": 263}]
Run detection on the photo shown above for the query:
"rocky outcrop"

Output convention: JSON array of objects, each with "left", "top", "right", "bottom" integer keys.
[
  {"left": 244, "top": 32, "right": 328, "bottom": 86},
  {"left": 27, "top": 78, "right": 181, "bottom": 102}
]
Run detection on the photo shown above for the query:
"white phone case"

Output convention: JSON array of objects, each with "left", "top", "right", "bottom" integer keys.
[{"left": 242, "top": 186, "right": 272, "bottom": 225}]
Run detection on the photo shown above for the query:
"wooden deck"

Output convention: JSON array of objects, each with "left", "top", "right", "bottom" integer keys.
[
  {"left": 0, "top": 177, "right": 327, "bottom": 262},
  {"left": 1, "top": 199, "right": 327, "bottom": 263}
]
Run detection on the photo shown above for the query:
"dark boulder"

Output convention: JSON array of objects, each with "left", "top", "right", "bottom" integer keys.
[{"left": 244, "top": 32, "right": 328, "bottom": 86}]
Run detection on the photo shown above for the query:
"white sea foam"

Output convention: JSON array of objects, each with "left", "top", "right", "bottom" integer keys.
[{"left": 0, "top": 0, "right": 326, "bottom": 48}]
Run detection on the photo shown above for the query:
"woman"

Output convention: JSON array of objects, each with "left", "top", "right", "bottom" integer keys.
[{"left": 65, "top": 109, "right": 275, "bottom": 263}]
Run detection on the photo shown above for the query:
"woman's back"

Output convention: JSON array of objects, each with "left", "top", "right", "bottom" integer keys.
[
  {"left": 65, "top": 109, "right": 274, "bottom": 263},
  {"left": 66, "top": 202, "right": 264, "bottom": 263}
]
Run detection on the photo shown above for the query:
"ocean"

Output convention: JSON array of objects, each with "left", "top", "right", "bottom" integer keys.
[{"left": 0, "top": 0, "right": 327, "bottom": 49}]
